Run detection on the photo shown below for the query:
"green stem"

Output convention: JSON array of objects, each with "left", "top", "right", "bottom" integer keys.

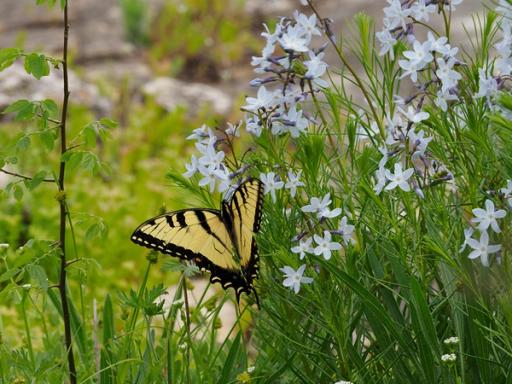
[
  {"left": 123, "top": 261, "right": 151, "bottom": 381},
  {"left": 182, "top": 275, "right": 192, "bottom": 384},
  {"left": 21, "top": 290, "right": 35, "bottom": 369},
  {"left": 127, "top": 261, "right": 152, "bottom": 336},
  {"left": 307, "top": 0, "right": 383, "bottom": 133}
]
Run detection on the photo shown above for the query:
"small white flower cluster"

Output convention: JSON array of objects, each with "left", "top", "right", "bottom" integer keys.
[
  {"left": 374, "top": 105, "right": 454, "bottom": 198},
  {"left": 475, "top": 1, "right": 512, "bottom": 106},
  {"left": 443, "top": 336, "right": 460, "bottom": 345},
  {"left": 259, "top": 170, "right": 305, "bottom": 203},
  {"left": 373, "top": 1, "right": 461, "bottom": 197},
  {"left": 293, "top": 193, "right": 355, "bottom": 260},
  {"left": 244, "top": 10, "right": 330, "bottom": 138},
  {"left": 183, "top": 124, "right": 235, "bottom": 193},
  {"left": 377, "top": 1, "right": 463, "bottom": 111},
  {"left": 441, "top": 353, "right": 457, "bottom": 363},
  {"left": 460, "top": 198, "right": 507, "bottom": 267},
  {"left": 282, "top": 193, "right": 356, "bottom": 294}
]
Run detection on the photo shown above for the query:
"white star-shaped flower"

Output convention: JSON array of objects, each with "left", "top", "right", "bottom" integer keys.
[
  {"left": 294, "top": 12, "right": 321, "bottom": 38},
  {"left": 313, "top": 230, "right": 342, "bottom": 260},
  {"left": 291, "top": 236, "right": 313, "bottom": 260},
  {"left": 285, "top": 170, "right": 305, "bottom": 197},
  {"left": 279, "top": 24, "right": 310, "bottom": 52},
  {"left": 475, "top": 68, "right": 498, "bottom": 101},
  {"left": 459, "top": 227, "right": 474, "bottom": 253},
  {"left": 383, "top": 0, "right": 411, "bottom": 30},
  {"left": 280, "top": 264, "right": 313, "bottom": 293},
  {"left": 301, "top": 193, "right": 342, "bottom": 219},
  {"left": 384, "top": 163, "right": 414, "bottom": 192},
  {"left": 408, "top": 129, "right": 432, "bottom": 156},
  {"left": 404, "top": 39, "right": 434, "bottom": 67},
  {"left": 410, "top": 0, "right": 436, "bottom": 22},
  {"left": 467, "top": 230, "right": 501, "bottom": 267},
  {"left": 260, "top": 171, "right": 285, "bottom": 202},
  {"left": 183, "top": 154, "right": 199, "bottom": 178},
  {"left": 243, "top": 86, "right": 280, "bottom": 111},
  {"left": 471, "top": 199, "right": 507, "bottom": 233},
  {"left": 436, "top": 58, "right": 461, "bottom": 93},
  {"left": 304, "top": 52, "right": 328, "bottom": 80},
  {"left": 198, "top": 165, "right": 229, "bottom": 193},
  {"left": 337, "top": 216, "right": 356, "bottom": 245},
  {"left": 376, "top": 28, "right": 397, "bottom": 59}
]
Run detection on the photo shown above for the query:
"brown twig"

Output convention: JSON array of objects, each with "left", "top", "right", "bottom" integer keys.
[
  {"left": 57, "top": 2, "right": 77, "bottom": 383},
  {"left": 0, "top": 168, "right": 55, "bottom": 182}
]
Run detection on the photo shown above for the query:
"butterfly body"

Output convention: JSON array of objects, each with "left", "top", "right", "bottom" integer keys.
[{"left": 131, "top": 178, "right": 263, "bottom": 304}]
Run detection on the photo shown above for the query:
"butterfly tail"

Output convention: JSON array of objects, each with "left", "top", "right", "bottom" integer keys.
[
  {"left": 252, "top": 288, "right": 261, "bottom": 310},
  {"left": 235, "top": 287, "right": 260, "bottom": 310}
]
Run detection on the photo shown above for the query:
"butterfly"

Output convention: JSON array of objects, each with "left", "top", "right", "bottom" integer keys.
[{"left": 131, "top": 178, "right": 263, "bottom": 306}]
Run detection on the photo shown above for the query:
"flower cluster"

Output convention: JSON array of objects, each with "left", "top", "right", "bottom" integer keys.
[
  {"left": 373, "top": 1, "right": 463, "bottom": 197},
  {"left": 239, "top": 9, "right": 342, "bottom": 294},
  {"left": 443, "top": 336, "right": 459, "bottom": 346},
  {"left": 378, "top": 1, "right": 463, "bottom": 109},
  {"left": 260, "top": 170, "right": 304, "bottom": 202},
  {"left": 441, "top": 335, "right": 459, "bottom": 364},
  {"left": 441, "top": 353, "right": 457, "bottom": 364},
  {"left": 460, "top": 198, "right": 507, "bottom": 267},
  {"left": 182, "top": 124, "right": 234, "bottom": 193},
  {"left": 474, "top": 1, "right": 512, "bottom": 109},
  {"left": 283, "top": 193, "right": 356, "bottom": 293},
  {"left": 182, "top": 11, "right": 330, "bottom": 195},
  {"left": 244, "top": 10, "right": 330, "bottom": 138},
  {"left": 373, "top": 104, "right": 454, "bottom": 198}
]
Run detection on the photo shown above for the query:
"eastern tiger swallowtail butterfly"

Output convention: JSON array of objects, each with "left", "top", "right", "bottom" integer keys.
[{"left": 131, "top": 178, "right": 263, "bottom": 306}]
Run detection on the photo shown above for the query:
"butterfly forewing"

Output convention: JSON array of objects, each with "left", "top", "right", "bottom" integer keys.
[{"left": 131, "top": 209, "right": 239, "bottom": 270}]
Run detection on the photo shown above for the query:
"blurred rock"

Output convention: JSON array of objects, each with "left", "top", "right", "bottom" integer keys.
[
  {"left": 143, "top": 77, "right": 232, "bottom": 116},
  {"left": 0, "top": 0, "right": 133, "bottom": 64},
  {"left": 0, "top": 63, "right": 111, "bottom": 114}
]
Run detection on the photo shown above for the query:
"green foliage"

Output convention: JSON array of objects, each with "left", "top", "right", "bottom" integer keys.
[
  {"left": 0, "top": 48, "right": 22, "bottom": 71},
  {"left": 24, "top": 53, "right": 51, "bottom": 79},
  {"left": 35, "top": 0, "right": 67, "bottom": 9},
  {"left": 148, "top": 0, "right": 259, "bottom": 79},
  {"left": 118, "top": 0, "right": 150, "bottom": 46}
]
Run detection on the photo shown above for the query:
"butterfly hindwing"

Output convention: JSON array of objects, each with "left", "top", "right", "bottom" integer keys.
[{"left": 227, "top": 178, "right": 263, "bottom": 285}]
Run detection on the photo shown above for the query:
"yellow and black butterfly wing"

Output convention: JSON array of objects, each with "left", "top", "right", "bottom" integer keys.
[
  {"left": 131, "top": 178, "right": 264, "bottom": 303},
  {"left": 131, "top": 209, "right": 248, "bottom": 291},
  {"left": 224, "top": 178, "right": 264, "bottom": 298}
]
